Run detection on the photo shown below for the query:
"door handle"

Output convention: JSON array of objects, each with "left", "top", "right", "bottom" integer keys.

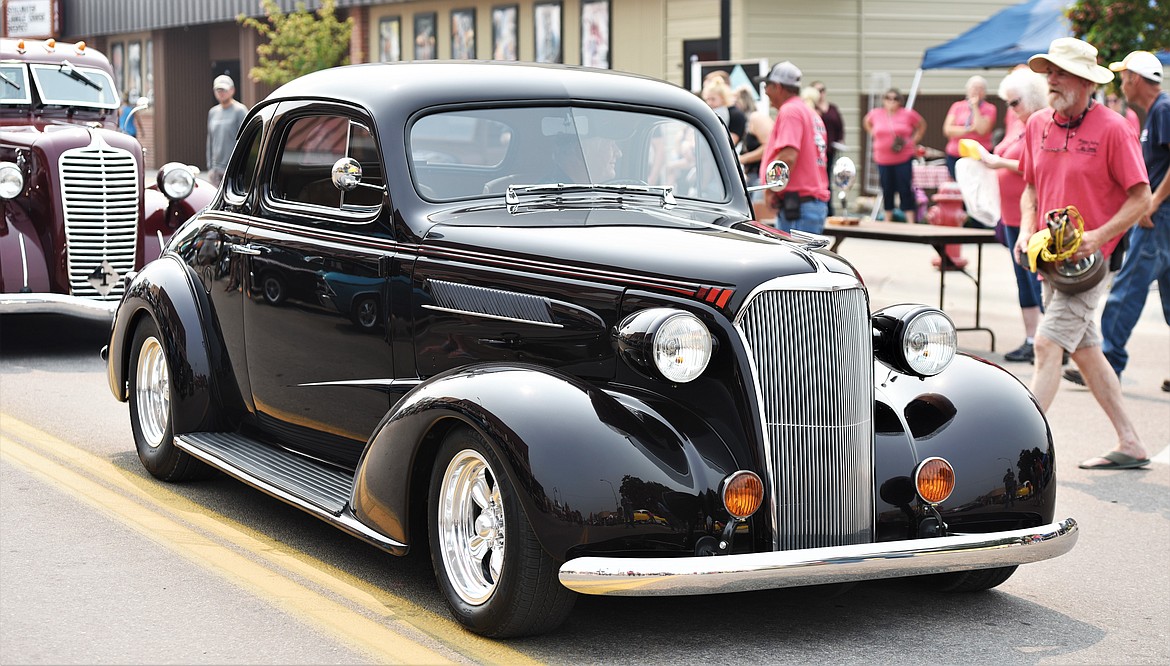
[{"left": 228, "top": 243, "right": 267, "bottom": 256}]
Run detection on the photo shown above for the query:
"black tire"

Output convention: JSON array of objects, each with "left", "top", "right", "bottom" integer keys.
[
  {"left": 128, "top": 319, "right": 208, "bottom": 481},
  {"left": 922, "top": 565, "right": 1018, "bottom": 592},
  {"left": 428, "top": 426, "right": 576, "bottom": 637},
  {"left": 351, "top": 295, "right": 380, "bottom": 330},
  {"left": 261, "top": 272, "right": 286, "bottom": 305}
]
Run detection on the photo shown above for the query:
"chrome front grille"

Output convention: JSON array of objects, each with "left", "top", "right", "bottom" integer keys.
[
  {"left": 59, "top": 145, "right": 140, "bottom": 301},
  {"left": 735, "top": 279, "right": 874, "bottom": 551}
]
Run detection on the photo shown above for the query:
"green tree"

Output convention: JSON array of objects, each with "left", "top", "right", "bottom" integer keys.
[
  {"left": 1067, "top": 0, "right": 1169, "bottom": 81},
  {"left": 238, "top": 0, "right": 353, "bottom": 87}
]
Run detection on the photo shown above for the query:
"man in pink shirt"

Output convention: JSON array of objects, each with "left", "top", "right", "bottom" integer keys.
[
  {"left": 754, "top": 61, "right": 830, "bottom": 233},
  {"left": 1016, "top": 38, "right": 1152, "bottom": 470}
]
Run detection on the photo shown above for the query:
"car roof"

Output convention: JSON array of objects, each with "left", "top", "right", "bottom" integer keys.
[
  {"left": 0, "top": 38, "right": 113, "bottom": 71},
  {"left": 267, "top": 61, "right": 715, "bottom": 121}
]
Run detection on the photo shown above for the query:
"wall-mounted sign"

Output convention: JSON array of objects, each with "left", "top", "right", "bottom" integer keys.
[{"left": 3, "top": 0, "right": 59, "bottom": 39}]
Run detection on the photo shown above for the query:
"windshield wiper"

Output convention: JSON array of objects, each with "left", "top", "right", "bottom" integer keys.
[
  {"left": 59, "top": 60, "right": 102, "bottom": 91},
  {"left": 0, "top": 71, "right": 19, "bottom": 90},
  {"left": 505, "top": 183, "right": 676, "bottom": 207}
]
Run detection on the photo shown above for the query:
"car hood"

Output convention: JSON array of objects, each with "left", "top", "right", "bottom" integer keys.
[
  {"left": 2, "top": 121, "right": 137, "bottom": 153},
  {"left": 422, "top": 207, "right": 857, "bottom": 296}
]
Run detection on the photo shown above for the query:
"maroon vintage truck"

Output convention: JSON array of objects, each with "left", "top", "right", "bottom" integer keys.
[{"left": 1, "top": 37, "right": 213, "bottom": 320}]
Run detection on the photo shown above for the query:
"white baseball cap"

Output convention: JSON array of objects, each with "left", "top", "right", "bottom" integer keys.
[
  {"left": 753, "top": 61, "right": 802, "bottom": 88},
  {"left": 1109, "top": 51, "right": 1164, "bottom": 84},
  {"left": 213, "top": 74, "right": 235, "bottom": 91}
]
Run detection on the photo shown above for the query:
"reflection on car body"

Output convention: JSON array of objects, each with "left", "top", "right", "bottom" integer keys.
[{"left": 105, "top": 61, "right": 1076, "bottom": 638}]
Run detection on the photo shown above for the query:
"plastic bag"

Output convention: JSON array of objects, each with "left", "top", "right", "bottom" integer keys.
[{"left": 954, "top": 157, "right": 1000, "bottom": 227}]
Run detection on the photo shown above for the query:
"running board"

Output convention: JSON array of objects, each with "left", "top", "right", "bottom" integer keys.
[{"left": 175, "top": 432, "right": 406, "bottom": 553}]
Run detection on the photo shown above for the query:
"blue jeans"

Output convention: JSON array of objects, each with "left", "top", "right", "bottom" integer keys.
[
  {"left": 1099, "top": 206, "right": 1170, "bottom": 374},
  {"left": 1002, "top": 225, "right": 1044, "bottom": 311},
  {"left": 775, "top": 199, "right": 827, "bottom": 235}
]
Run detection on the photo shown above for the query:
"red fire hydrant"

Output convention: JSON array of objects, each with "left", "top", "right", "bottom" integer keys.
[{"left": 926, "top": 182, "right": 968, "bottom": 270}]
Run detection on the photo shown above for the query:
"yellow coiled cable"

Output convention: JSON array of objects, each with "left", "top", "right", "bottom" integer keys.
[{"left": 1026, "top": 205, "right": 1085, "bottom": 273}]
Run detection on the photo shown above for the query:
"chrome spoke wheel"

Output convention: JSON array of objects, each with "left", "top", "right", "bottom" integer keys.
[
  {"left": 134, "top": 336, "right": 170, "bottom": 449},
  {"left": 438, "top": 449, "right": 505, "bottom": 606}
]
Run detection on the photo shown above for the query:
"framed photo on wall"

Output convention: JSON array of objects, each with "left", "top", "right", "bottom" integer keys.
[
  {"left": 451, "top": 8, "right": 476, "bottom": 60},
  {"left": 379, "top": 16, "right": 402, "bottom": 62},
  {"left": 533, "top": 2, "right": 561, "bottom": 64},
  {"left": 491, "top": 5, "right": 518, "bottom": 61},
  {"left": 127, "top": 41, "right": 142, "bottom": 99},
  {"left": 110, "top": 42, "right": 124, "bottom": 95},
  {"left": 414, "top": 13, "right": 437, "bottom": 60},
  {"left": 580, "top": 0, "right": 609, "bottom": 69}
]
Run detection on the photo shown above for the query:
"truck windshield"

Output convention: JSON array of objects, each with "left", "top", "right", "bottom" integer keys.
[
  {"left": 0, "top": 64, "right": 31, "bottom": 105},
  {"left": 28, "top": 62, "right": 118, "bottom": 109}
]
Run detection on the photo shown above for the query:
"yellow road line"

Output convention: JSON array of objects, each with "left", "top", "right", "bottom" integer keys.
[{"left": 1, "top": 415, "right": 543, "bottom": 665}]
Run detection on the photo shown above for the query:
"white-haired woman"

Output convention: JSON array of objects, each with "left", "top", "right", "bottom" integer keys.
[
  {"left": 943, "top": 75, "right": 997, "bottom": 179},
  {"left": 980, "top": 68, "right": 1049, "bottom": 363}
]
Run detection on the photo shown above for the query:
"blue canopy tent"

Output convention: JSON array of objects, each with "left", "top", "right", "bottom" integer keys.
[{"left": 907, "top": 0, "right": 1169, "bottom": 109}]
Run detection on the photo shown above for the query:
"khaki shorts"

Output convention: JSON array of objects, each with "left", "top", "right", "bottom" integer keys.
[{"left": 1036, "top": 273, "right": 1114, "bottom": 352}]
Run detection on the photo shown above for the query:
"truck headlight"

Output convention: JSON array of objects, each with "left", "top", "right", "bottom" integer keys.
[
  {"left": 157, "top": 162, "right": 197, "bottom": 200},
  {"left": 615, "top": 308, "right": 714, "bottom": 383},
  {"left": 872, "top": 305, "right": 957, "bottom": 377},
  {"left": 0, "top": 162, "right": 24, "bottom": 199}
]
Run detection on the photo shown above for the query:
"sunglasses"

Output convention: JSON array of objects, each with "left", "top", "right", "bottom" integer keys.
[
  {"left": 884, "top": 95, "right": 899, "bottom": 101},
  {"left": 1041, "top": 121, "right": 1075, "bottom": 153},
  {"left": 1007, "top": 98, "right": 1022, "bottom": 108}
]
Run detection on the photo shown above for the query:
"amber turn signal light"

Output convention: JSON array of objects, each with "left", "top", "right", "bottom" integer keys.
[
  {"left": 722, "top": 471, "right": 764, "bottom": 519},
  {"left": 915, "top": 457, "right": 955, "bottom": 505}
]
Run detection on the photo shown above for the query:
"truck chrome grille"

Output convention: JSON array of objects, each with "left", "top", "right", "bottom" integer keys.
[
  {"left": 735, "top": 282, "right": 874, "bottom": 551},
  {"left": 59, "top": 146, "right": 139, "bottom": 301}
]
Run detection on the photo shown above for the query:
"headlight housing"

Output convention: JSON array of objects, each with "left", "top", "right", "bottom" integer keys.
[
  {"left": 615, "top": 308, "right": 715, "bottom": 383},
  {"left": 0, "top": 161, "right": 24, "bottom": 199},
  {"left": 157, "top": 162, "right": 197, "bottom": 200},
  {"left": 872, "top": 304, "right": 957, "bottom": 377}
]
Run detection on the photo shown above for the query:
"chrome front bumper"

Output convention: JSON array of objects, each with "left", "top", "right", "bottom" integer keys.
[
  {"left": 559, "top": 518, "right": 1077, "bottom": 596},
  {"left": 0, "top": 293, "right": 117, "bottom": 321}
]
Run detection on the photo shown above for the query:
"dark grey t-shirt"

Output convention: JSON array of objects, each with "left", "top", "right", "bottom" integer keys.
[{"left": 207, "top": 100, "right": 248, "bottom": 172}]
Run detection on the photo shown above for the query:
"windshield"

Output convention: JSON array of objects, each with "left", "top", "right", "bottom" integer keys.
[
  {"left": 410, "top": 106, "right": 728, "bottom": 203},
  {"left": 27, "top": 62, "right": 118, "bottom": 109},
  {"left": 0, "top": 64, "right": 32, "bottom": 104}
]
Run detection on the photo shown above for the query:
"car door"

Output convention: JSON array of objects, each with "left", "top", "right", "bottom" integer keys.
[{"left": 242, "top": 102, "right": 396, "bottom": 468}]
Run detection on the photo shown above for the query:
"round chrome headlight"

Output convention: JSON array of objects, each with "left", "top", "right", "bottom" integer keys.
[
  {"left": 0, "top": 161, "right": 24, "bottom": 199},
  {"left": 901, "top": 310, "right": 957, "bottom": 376},
  {"left": 157, "top": 162, "right": 196, "bottom": 200},
  {"left": 872, "top": 305, "right": 957, "bottom": 377},
  {"left": 615, "top": 308, "right": 715, "bottom": 383}
]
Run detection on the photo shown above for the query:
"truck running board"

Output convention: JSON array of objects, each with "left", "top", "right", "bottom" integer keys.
[{"left": 175, "top": 432, "right": 406, "bottom": 552}]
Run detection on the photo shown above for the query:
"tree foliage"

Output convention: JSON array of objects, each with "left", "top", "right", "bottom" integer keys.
[
  {"left": 1067, "top": 0, "right": 1169, "bottom": 77},
  {"left": 238, "top": 0, "right": 353, "bottom": 87}
]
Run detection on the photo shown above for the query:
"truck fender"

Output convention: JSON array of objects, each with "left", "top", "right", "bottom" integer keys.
[
  {"left": 351, "top": 363, "right": 739, "bottom": 559},
  {"left": 107, "top": 254, "right": 229, "bottom": 434}
]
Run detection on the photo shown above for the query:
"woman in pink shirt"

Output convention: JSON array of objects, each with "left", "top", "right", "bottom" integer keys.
[
  {"left": 944, "top": 75, "right": 998, "bottom": 179},
  {"left": 981, "top": 69, "right": 1049, "bottom": 363},
  {"left": 864, "top": 88, "right": 926, "bottom": 223}
]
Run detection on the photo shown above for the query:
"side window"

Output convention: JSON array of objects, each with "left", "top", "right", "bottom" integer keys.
[
  {"left": 225, "top": 121, "right": 262, "bottom": 199},
  {"left": 271, "top": 114, "right": 383, "bottom": 213}
]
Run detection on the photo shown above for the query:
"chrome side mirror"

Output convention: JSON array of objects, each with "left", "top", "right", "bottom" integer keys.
[
  {"left": 332, "top": 157, "right": 363, "bottom": 192},
  {"left": 832, "top": 156, "right": 856, "bottom": 191},
  {"left": 746, "top": 160, "right": 790, "bottom": 193}
]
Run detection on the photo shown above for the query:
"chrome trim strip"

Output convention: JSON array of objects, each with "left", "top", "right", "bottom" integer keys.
[
  {"left": 559, "top": 518, "right": 1078, "bottom": 596},
  {"left": 421, "top": 304, "right": 565, "bottom": 328},
  {"left": 0, "top": 293, "right": 116, "bottom": 320},
  {"left": 18, "top": 231, "right": 29, "bottom": 288},
  {"left": 296, "top": 378, "right": 423, "bottom": 389},
  {"left": 174, "top": 436, "right": 407, "bottom": 553}
]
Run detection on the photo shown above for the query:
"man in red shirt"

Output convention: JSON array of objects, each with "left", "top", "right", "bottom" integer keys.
[
  {"left": 1015, "top": 38, "right": 1152, "bottom": 470},
  {"left": 754, "top": 61, "right": 830, "bottom": 233}
]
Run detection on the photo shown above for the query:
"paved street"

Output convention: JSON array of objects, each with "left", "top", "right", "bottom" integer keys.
[{"left": 1, "top": 230, "right": 1167, "bottom": 664}]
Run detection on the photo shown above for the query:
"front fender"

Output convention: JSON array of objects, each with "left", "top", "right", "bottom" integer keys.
[
  {"left": 351, "top": 364, "right": 739, "bottom": 560},
  {"left": 873, "top": 354, "right": 1056, "bottom": 540},
  {"left": 106, "top": 254, "right": 224, "bottom": 434}
]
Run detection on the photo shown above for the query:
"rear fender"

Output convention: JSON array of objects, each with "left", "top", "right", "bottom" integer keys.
[
  {"left": 107, "top": 254, "right": 228, "bottom": 434},
  {"left": 351, "top": 364, "right": 739, "bottom": 559}
]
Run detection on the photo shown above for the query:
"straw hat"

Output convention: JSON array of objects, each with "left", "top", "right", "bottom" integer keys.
[{"left": 1027, "top": 38, "right": 1113, "bottom": 85}]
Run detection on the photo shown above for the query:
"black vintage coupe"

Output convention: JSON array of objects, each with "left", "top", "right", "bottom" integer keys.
[{"left": 105, "top": 62, "right": 1076, "bottom": 637}]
